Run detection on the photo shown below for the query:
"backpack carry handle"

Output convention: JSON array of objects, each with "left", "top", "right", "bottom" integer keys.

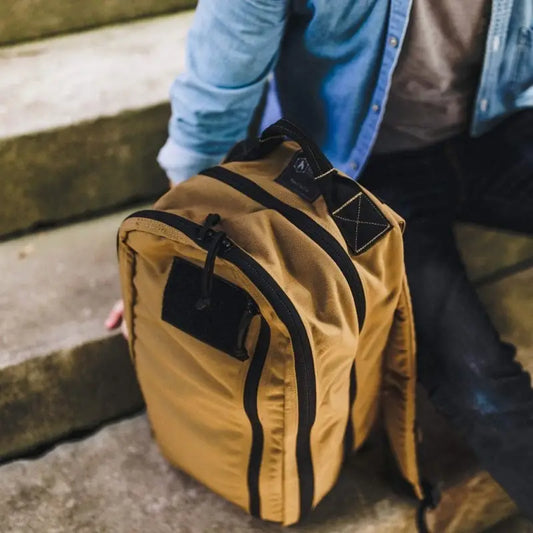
[
  {"left": 260, "top": 119, "right": 334, "bottom": 177},
  {"left": 224, "top": 119, "right": 334, "bottom": 178}
]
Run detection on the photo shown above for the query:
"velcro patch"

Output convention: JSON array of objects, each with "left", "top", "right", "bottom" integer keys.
[{"left": 331, "top": 189, "right": 392, "bottom": 255}]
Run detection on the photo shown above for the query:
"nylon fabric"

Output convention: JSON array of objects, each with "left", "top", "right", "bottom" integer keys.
[{"left": 117, "top": 126, "right": 423, "bottom": 524}]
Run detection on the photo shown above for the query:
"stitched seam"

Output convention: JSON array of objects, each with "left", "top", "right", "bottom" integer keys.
[
  {"left": 332, "top": 192, "right": 363, "bottom": 214},
  {"left": 121, "top": 235, "right": 138, "bottom": 365},
  {"left": 357, "top": 198, "right": 390, "bottom": 252},
  {"left": 333, "top": 215, "right": 388, "bottom": 226},
  {"left": 258, "top": 134, "right": 285, "bottom": 144},
  {"left": 354, "top": 195, "right": 362, "bottom": 252},
  {"left": 313, "top": 167, "right": 336, "bottom": 181},
  {"left": 332, "top": 193, "right": 392, "bottom": 253},
  {"left": 355, "top": 196, "right": 392, "bottom": 253},
  {"left": 365, "top": 193, "right": 392, "bottom": 223},
  {"left": 354, "top": 224, "right": 391, "bottom": 253}
]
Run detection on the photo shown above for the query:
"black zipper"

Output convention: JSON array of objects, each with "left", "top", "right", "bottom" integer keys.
[
  {"left": 221, "top": 237, "right": 316, "bottom": 520},
  {"left": 243, "top": 317, "right": 270, "bottom": 517},
  {"left": 343, "top": 360, "right": 357, "bottom": 458},
  {"left": 200, "top": 166, "right": 366, "bottom": 331},
  {"left": 235, "top": 298, "right": 259, "bottom": 361},
  {"left": 123, "top": 209, "right": 317, "bottom": 521}
]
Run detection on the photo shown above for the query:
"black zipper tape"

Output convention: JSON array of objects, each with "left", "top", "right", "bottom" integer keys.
[
  {"left": 221, "top": 241, "right": 316, "bottom": 520},
  {"left": 343, "top": 360, "right": 357, "bottom": 458},
  {"left": 243, "top": 317, "right": 270, "bottom": 517},
  {"left": 122, "top": 209, "right": 316, "bottom": 521},
  {"left": 200, "top": 166, "right": 366, "bottom": 331}
]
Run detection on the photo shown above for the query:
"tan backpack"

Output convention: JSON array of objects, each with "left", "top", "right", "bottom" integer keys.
[{"left": 117, "top": 120, "right": 424, "bottom": 525}]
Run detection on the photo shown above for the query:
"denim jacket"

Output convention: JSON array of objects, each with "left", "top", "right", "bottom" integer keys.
[{"left": 158, "top": 0, "right": 533, "bottom": 183}]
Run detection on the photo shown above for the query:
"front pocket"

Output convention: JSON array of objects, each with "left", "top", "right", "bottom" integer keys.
[
  {"left": 122, "top": 209, "right": 318, "bottom": 522},
  {"left": 162, "top": 257, "right": 258, "bottom": 361}
]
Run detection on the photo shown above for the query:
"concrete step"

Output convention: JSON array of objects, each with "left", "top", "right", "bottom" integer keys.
[
  {"left": 487, "top": 516, "right": 533, "bottom": 532},
  {"left": 0, "top": 413, "right": 527, "bottom": 533},
  {"left": 0, "top": 208, "right": 144, "bottom": 462},
  {"left": 0, "top": 0, "right": 196, "bottom": 45},
  {"left": 0, "top": 213, "right": 531, "bottom": 530},
  {"left": 0, "top": 11, "right": 194, "bottom": 238}
]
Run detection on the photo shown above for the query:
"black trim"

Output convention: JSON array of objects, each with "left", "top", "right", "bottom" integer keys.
[
  {"left": 243, "top": 318, "right": 270, "bottom": 517},
  {"left": 343, "top": 361, "right": 357, "bottom": 458},
  {"left": 328, "top": 182, "right": 393, "bottom": 255},
  {"left": 122, "top": 209, "right": 317, "bottom": 521},
  {"left": 260, "top": 119, "right": 333, "bottom": 176},
  {"left": 222, "top": 242, "right": 316, "bottom": 520},
  {"left": 200, "top": 166, "right": 366, "bottom": 331}
]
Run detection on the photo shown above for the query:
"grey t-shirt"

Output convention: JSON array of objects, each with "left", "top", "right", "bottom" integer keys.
[{"left": 373, "top": 0, "right": 491, "bottom": 154}]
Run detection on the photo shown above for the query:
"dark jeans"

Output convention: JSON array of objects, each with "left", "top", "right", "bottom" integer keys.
[{"left": 359, "top": 110, "right": 533, "bottom": 520}]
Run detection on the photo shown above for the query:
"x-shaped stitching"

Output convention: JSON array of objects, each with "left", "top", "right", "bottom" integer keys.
[{"left": 332, "top": 193, "right": 390, "bottom": 253}]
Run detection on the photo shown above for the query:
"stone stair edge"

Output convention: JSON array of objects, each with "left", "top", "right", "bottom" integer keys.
[
  {"left": 0, "top": 209, "right": 146, "bottom": 461},
  {"left": 0, "top": 414, "right": 521, "bottom": 533},
  {"left": 0, "top": 10, "right": 195, "bottom": 237},
  {"left": 0, "top": 0, "right": 197, "bottom": 46},
  {"left": 0, "top": 333, "right": 144, "bottom": 465},
  {"left": 0, "top": 12, "right": 194, "bottom": 140},
  {"left": 0, "top": 104, "right": 171, "bottom": 238}
]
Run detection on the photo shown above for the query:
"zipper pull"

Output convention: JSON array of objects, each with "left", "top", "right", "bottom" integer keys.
[
  {"left": 197, "top": 213, "right": 221, "bottom": 242},
  {"left": 234, "top": 299, "right": 259, "bottom": 361},
  {"left": 195, "top": 229, "right": 226, "bottom": 311}
]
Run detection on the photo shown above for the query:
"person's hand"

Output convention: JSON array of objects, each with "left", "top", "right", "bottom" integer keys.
[{"left": 105, "top": 299, "right": 129, "bottom": 340}]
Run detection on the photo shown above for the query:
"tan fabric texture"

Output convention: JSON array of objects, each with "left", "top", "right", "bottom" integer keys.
[
  {"left": 374, "top": 0, "right": 491, "bottom": 153},
  {"left": 117, "top": 140, "right": 423, "bottom": 525}
]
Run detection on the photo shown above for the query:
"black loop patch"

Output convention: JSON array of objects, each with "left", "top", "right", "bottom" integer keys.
[{"left": 331, "top": 189, "right": 392, "bottom": 255}]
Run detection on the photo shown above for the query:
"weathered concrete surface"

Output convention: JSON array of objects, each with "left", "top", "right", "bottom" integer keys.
[
  {"left": 456, "top": 224, "right": 533, "bottom": 284},
  {"left": 0, "top": 210, "right": 144, "bottom": 461},
  {"left": 488, "top": 516, "right": 533, "bottom": 532},
  {"left": 428, "top": 470, "right": 517, "bottom": 532},
  {"left": 478, "top": 267, "right": 533, "bottom": 376},
  {"left": 0, "top": 414, "right": 526, "bottom": 533},
  {"left": 0, "top": 12, "right": 192, "bottom": 237},
  {"left": 1, "top": 105, "right": 171, "bottom": 238},
  {"left": 2, "top": 209, "right": 131, "bottom": 366},
  {"left": 0, "top": 14, "right": 193, "bottom": 139},
  {"left": 0, "top": 1, "right": 196, "bottom": 45}
]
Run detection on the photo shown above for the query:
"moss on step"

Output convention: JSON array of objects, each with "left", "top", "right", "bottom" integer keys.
[{"left": 0, "top": 0, "right": 197, "bottom": 45}]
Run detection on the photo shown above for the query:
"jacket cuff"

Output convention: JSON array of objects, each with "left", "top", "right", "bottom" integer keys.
[{"left": 157, "top": 137, "right": 226, "bottom": 185}]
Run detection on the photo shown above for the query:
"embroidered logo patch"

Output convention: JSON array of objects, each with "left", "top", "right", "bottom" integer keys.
[
  {"left": 275, "top": 151, "right": 321, "bottom": 203},
  {"left": 294, "top": 157, "right": 311, "bottom": 174},
  {"left": 331, "top": 191, "right": 392, "bottom": 254}
]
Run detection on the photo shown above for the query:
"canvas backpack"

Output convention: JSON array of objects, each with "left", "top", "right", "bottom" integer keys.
[{"left": 117, "top": 119, "right": 426, "bottom": 525}]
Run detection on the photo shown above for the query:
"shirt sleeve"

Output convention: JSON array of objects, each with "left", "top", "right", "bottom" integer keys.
[{"left": 158, "top": 0, "right": 288, "bottom": 184}]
